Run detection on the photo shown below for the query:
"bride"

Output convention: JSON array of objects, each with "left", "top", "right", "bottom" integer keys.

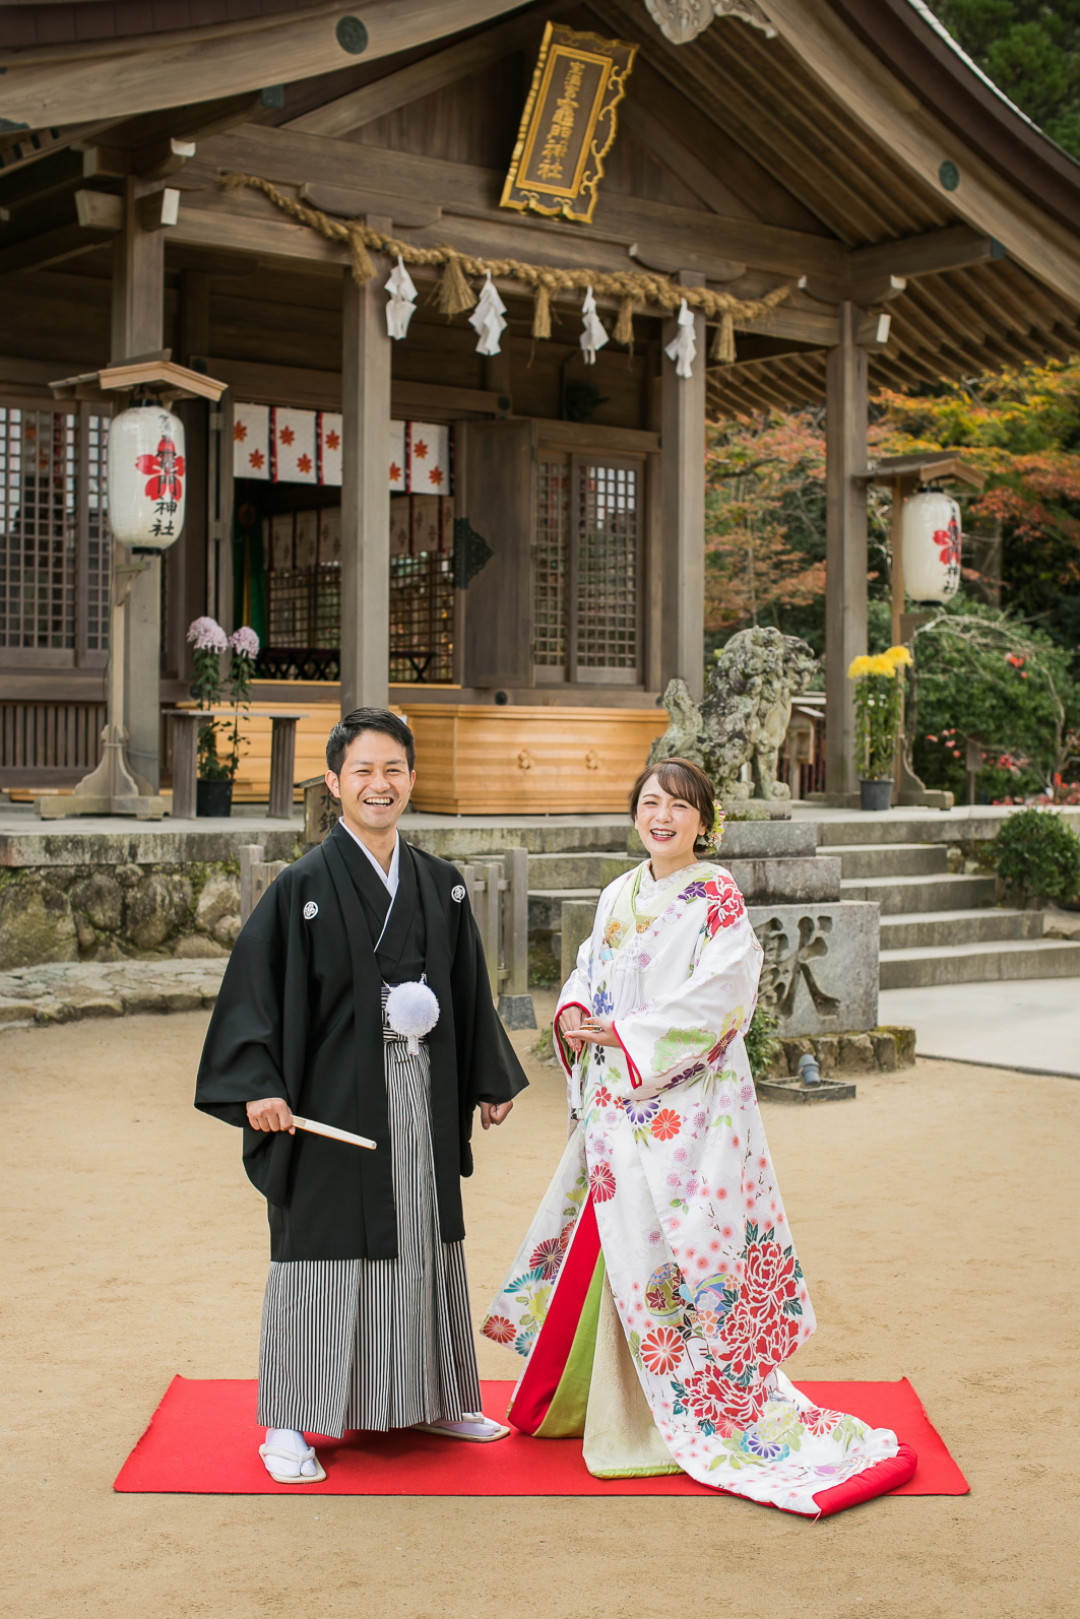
[{"left": 484, "top": 757, "right": 915, "bottom": 1518}]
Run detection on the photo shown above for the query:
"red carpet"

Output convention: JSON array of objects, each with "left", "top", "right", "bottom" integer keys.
[{"left": 114, "top": 1377, "right": 968, "bottom": 1499}]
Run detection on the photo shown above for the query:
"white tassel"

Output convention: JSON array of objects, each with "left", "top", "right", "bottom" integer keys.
[
  {"left": 579, "top": 286, "right": 609, "bottom": 365},
  {"left": 664, "top": 297, "right": 697, "bottom": 380},
  {"left": 385, "top": 979, "right": 440, "bottom": 1055},
  {"left": 385, "top": 255, "right": 418, "bottom": 340},
  {"left": 469, "top": 272, "right": 507, "bottom": 357}
]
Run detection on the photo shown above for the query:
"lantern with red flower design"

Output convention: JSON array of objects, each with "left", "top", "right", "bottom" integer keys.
[
  {"left": 901, "top": 489, "right": 962, "bottom": 602},
  {"left": 107, "top": 401, "right": 187, "bottom": 549}
]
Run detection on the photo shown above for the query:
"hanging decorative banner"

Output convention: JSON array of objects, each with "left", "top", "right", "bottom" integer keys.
[
  {"left": 294, "top": 508, "right": 319, "bottom": 569},
  {"left": 414, "top": 494, "right": 454, "bottom": 555},
  {"left": 318, "top": 412, "right": 343, "bottom": 485},
  {"left": 272, "top": 407, "right": 317, "bottom": 483},
  {"left": 233, "top": 405, "right": 452, "bottom": 493},
  {"left": 385, "top": 255, "right": 418, "bottom": 339},
  {"left": 469, "top": 273, "right": 507, "bottom": 357},
  {"left": 390, "top": 495, "right": 455, "bottom": 558},
  {"left": 269, "top": 512, "right": 294, "bottom": 570},
  {"left": 319, "top": 507, "right": 342, "bottom": 564},
  {"left": 389, "top": 420, "right": 407, "bottom": 491},
  {"left": 579, "top": 286, "right": 609, "bottom": 364},
  {"left": 407, "top": 423, "right": 451, "bottom": 492},
  {"left": 233, "top": 402, "right": 270, "bottom": 480},
  {"left": 664, "top": 297, "right": 698, "bottom": 379},
  {"left": 108, "top": 402, "right": 187, "bottom": 549},
  {"left": 501, "top": 23, "right": 637, "bottom": 224},
  {"left": 902, "top": 490, "right": 962, "bottom": 602}
]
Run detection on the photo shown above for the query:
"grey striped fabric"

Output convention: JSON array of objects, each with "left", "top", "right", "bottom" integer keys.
[{"left": 257, "top": 1036, "right": 482, "bottom": 1437}]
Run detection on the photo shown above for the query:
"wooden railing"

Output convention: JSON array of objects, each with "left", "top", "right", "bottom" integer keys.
[
  {"left": 0, "top": 700, "right": 104, "bottom": 786},
  {"left": 456, "top": 849, "right": 531, "bottom": 1018}
]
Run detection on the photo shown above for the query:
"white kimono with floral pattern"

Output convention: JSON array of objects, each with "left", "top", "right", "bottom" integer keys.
[{"left": 486, "top": 860, "right": 904, "bottom": 1517}]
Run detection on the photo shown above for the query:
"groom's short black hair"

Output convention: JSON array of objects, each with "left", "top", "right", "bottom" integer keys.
[{"left": 326, "top": 708, "right": 416, "bottom": 775}]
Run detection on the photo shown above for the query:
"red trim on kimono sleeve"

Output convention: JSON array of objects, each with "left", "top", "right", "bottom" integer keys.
[
  {"left": 553, "top": 1000, "right": 591, "bottom": 1080},
  {"left": 610, "top": 1022, "right": 644, "bottom": 1090},
  {"left": 810, "top": 1443, "right": 919, "bottom": 1518},
  {"left": 507, "top": 1193, "right": 601, "bottom": 1436}
]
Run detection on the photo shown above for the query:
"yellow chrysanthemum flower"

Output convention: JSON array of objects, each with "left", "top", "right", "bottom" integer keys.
[
  {"left": 847, "top": 655, "right": 873, "bottom": 679},
  {"left": 868, "top": 653, "right": 897, "bottom": 677},
  {"left": 885, "top": 644, "right": 913, "bottom": 668}
]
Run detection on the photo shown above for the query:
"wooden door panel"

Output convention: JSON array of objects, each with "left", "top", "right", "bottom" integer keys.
[{"left": 461, "top": 418, "right": 535, "bottom": 688}]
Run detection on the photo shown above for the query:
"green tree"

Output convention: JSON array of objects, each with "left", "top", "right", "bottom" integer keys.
[{"left": 935, "top": 0, "right": 1080, "bottom": 156}]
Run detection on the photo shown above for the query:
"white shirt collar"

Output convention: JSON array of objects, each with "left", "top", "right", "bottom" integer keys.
[{"left": 341, "top": 821, "right": 400, "bottom": 899}]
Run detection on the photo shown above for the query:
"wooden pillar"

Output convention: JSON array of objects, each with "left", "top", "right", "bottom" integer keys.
[
  {"left": 659, "top": 273, "right": 706, "bottom": 701},
  {"left": 889, "top": 474, "right": 907, "bottom": 650},
  {"left": 170, "top": 271, "right": 212, "bottom": 685},
  {"left": 111, "top": 177, "right": 166, "bottom": 790},
  {"left": 824, "top": 302, "right": 869, "bottom": 798},
  {"left": 340, "top": 244, "right": 392, "bottom": 716}
]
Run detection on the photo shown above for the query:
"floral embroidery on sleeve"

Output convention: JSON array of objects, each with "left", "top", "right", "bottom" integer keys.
[{"left": 703, "top": 876, "right": 746, "bottom": 936}]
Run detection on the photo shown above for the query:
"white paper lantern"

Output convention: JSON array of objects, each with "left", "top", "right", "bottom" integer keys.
[
  {"left": 107, "top": 402, "right": 186, "bottom": 549},
  {"left": 901, "top": 489, "right": 962, "bottom": 602}
]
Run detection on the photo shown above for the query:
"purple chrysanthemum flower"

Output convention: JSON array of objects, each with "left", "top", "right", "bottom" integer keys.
[
  {"left": 229, "top": 625, "right": 260, "bottom": 658},
  {"left": 187, "top": 616, "right": 228, "bottom": 652}
]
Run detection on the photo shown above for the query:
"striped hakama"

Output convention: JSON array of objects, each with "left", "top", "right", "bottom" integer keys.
[{"left": 257, "top": 1035, "right": 482, "bottom": 1437}]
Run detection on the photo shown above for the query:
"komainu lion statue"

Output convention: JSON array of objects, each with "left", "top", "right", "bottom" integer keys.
[{"left": 649, "top": 627, "right": 819, "bottom": 800}]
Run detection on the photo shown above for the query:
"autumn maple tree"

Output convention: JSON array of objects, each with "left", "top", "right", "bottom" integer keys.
[
  {"left": 704, "top": 411, "right": 828, "bottom": 650},
  {"left": 872, "top": 359, "right": 1080, "bottom": 656}
]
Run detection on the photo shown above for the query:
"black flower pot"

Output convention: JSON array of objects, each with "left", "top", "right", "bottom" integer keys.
[
  {"left": 859, "top": 778, "right": 893, "bottom": 812},
  {"left": 196, "top": 778, "right": 234, "bottom": 818}
]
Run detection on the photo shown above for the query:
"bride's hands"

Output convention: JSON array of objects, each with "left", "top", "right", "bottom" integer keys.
[
  {"left": 576, "top": 1016, "right": 618, "bottom": 1048},
  {"left": 557, "top": 1005, "right": 586, "bottom": 1054}
]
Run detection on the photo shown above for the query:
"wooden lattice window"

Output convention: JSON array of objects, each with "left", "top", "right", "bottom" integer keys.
[
  {"left": 0, "top": 401, "right": 111, "bottom": 667},
  {"left": 533, "top": 459, "right": 569, "bottom": 668},
  {"left": 532, "top": 452, "right": 643, "bottom": 685},
  {"left": 390, "top": 551, "right": 455, "bottom": 683}
]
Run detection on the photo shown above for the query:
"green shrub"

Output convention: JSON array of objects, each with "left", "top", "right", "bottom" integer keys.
[
  {"left": 745, "top": 1002, "right": 781, "bottom": 1080},
  {"left": 909, "top": 602, "right": 1079, "bottom": 802},
  {"left": 993, "top": 808, "right": 1080, "bottom": 904}
]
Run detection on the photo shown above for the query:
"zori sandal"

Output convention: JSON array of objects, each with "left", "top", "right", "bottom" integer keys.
[
  {"left": 412, "top": 1413, "right": 511, "bottom": 1442},
  {"left": 258, "top": 1441, "right": 327, "bottom": 1483}
]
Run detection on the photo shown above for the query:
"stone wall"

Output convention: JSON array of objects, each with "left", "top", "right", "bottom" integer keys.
[{"left": 0, "top": 827, "right": 303, "bottom": 970}]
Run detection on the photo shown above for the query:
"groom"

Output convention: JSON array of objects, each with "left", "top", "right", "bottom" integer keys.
[{"left": 196, "top": 707, "right": 527, "bottom": 1482}]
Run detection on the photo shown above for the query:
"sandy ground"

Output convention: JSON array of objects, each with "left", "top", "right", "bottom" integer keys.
[{"left": 1, "top": 998, "right": 1078, "bottom": 1619}]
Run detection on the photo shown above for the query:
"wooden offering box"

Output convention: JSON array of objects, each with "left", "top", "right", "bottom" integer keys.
[{"left": 400, "top": 705, "right": 667, "bottom": 814}]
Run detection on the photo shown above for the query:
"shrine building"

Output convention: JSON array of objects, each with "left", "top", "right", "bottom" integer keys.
[{"left": 2, "top": 0, "right": 1079, "bottom": 812}]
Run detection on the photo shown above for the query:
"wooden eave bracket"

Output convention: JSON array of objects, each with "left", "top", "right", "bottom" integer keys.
[
  {"left": 82, "top": 137, "right": 195, "bottom": 180},
  {"left": 860, "top": 453, "right": 987, "bottom": 491},
  {"left": 74, "top": 182, "right": 181, "bottom": 232},
  {"left": 796, "top": 227, "right": 1004, "bottom": 308},
  {"left": 798, "top": 272, "right": 907, "bottom": 305},
  {"left": 48, "top": 357, "right": 227, "bottom": 405},
  {"left": 136, "top": 186, "right": 181, "bottom": 230}
]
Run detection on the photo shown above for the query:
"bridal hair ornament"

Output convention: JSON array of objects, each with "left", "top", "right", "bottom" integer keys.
[
  {"left": 699, "top": 801, "right": 726, "bottom": 855},
  {"left": 385, "top": 978, "right": 440, "bottom": 1055}
]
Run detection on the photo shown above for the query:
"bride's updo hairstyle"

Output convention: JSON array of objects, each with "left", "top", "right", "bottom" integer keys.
[{"left": 629, "top": 757, "right": 717, "bottom": 852}]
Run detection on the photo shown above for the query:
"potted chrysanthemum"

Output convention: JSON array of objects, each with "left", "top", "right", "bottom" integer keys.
[
  {"left": 186, "top": 616, "right": 261, "bottom": 817},
  {"left": 847, "top": 644, "right": 913, "bottom": 811}
]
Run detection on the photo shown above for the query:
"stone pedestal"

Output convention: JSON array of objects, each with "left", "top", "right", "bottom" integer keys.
[{"left": 749, "top": 901, "right": 879, "bottom": 1036}]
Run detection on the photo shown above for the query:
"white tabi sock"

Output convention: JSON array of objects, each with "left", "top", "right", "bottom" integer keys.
[{"left": 263, "top": 1427, "right": 319, "bottom": 1478}]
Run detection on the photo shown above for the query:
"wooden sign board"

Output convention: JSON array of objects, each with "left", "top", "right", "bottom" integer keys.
[{"left": 500, "top": 23, "right": 637, "bottom": 225}]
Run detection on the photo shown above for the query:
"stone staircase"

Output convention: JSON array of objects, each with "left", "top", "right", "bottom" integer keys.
[
  {"left": 405, "top": 807, "right": 1080, "bottom": 994},
  {"left": 817, "top": 820, "right": 1080, "bottom": 989},
  {"left": 523, "top": 821, "right": 842, "bottom": 981}
]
